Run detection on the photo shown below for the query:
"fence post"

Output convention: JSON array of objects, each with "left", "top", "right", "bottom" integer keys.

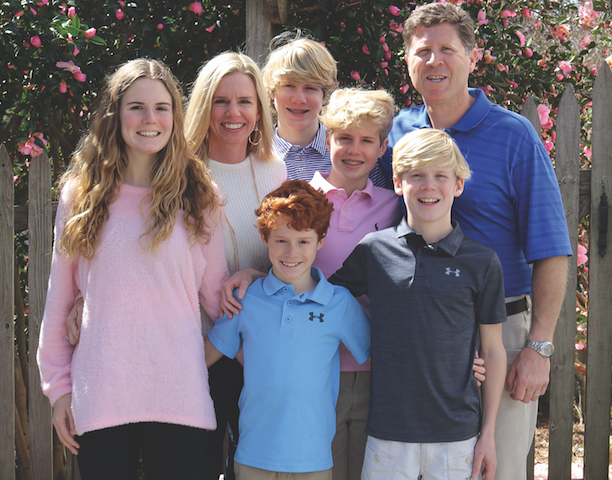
[
  {"left": 246, "top": 0, "right": 272, "bottom": 66},
  {"left": 584, "top": 62, "right": 612, "bottom": 480},
  {"left": 548, "top": 84, "right": 581, "bottom": 480},
  {"left": 28, "top": 150, "right": 54, "bottom": 479},
  {"left": 0, "top": 145, "right": 16, "bottom": 480}
]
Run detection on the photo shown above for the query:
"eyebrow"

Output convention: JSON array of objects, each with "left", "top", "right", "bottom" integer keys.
[{"left": 125, "top": 101, "right": 172, "bottom": 107}]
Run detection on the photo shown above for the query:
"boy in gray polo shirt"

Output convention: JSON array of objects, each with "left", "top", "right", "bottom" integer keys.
[{"left": 329, "top": 129, "right": 507, "bottom": 480}]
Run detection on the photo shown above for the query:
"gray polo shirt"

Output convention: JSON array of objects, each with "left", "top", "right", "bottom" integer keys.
[{"left": 329, "top": 218, "right": 506, "bottom": 443}]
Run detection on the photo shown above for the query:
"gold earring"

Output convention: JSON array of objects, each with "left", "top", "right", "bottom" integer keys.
[{"left": 249, "top": 125, "right": 262, "bottom": 146}]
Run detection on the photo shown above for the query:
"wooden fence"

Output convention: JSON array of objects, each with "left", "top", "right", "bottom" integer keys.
[{"left": 1, "top": 65, "right": 611, "bottom": 480}]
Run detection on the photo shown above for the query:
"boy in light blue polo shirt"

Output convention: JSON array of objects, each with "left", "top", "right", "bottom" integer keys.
[{"left": 205, "top": 180, "right": 371, "bottom": 480}]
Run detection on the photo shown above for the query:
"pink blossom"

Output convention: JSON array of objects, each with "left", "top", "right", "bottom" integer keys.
[
  {"left": 74, "top": 72, "right": 87, "bottom": 82},
  {"left": 85, "top": 27, "right": 96, "bottom": 38},
  {"left": 350, "top": 71, "right": 360, "bottom": 81},
  {"left": 479, "top": 85, "right": 494, "bottom": 95},
  {"left": 205, "top": 24, "right": 215, "bottom": 32},
  {"left": 583, "top": 146, "right": 592, "bottom": 158},
  {"left": 380, "top": 61, "right": 388, "bottom": 68},
  {"left": 558, "top": 61, "right": 573, "bottom": 75},
  {"left": 157, "top": 23, "right": 164, "bottom": 30},
  {"left": 379, "top": 35, "right": 386, "bottom": 43},
  {"left": 57, "top": 60, "right": 80, "bottom": 74},
  {"left": 399, "top": 84, "right": 409, "bottom": 94},
  {"left": 362, "top": 44, "right": 370, "bottom": 55},
  {"left": 18, "top": 133, "right": 47, "bottom": 157},
  {"left": 501, "top": 10, "right": 516, "bottom": 17},
  {"left": 389, "top": 20, "right": 403, "bottom": 33},
  {"left": 543, "top": 140, "right": 554, "bottom": 152},
  {"left": 524, "top": 47, "right": 533, "bottom": 57},
  {"left": 13, "top": 175, "right": 19, "bottom": 183},
  {"left": 537, "top": 104, "right": 550, "bottom": 126},
  {"left": 577, "top": 244, "right": 589, "bottom": 266},
  {"left": 115, "top": 9, "right": 124, "bottom": 20},
  {"left": 189, "top": 2, "right": 203, "bottom": 14},
  {"left": 577, "top": 324, "right": 586, "bottom": 333},
  {"left": 591, "top": 67, "right": 597, "bottom": 75},
  {"left": 73, "top": 45, "right": 80, "bottom": 56},
  {"left": 68, "top": 6, "right": 76, "bottom": 18},
  {"left": 557, "top": 73, "right": 564, "bottom": 82},
  {"left": 497, "top": 64, "right": 508, "bottom": 73},
  {"left": 476, "top": 11, "right": 488, "bottom": 26},
  {"left": 30, "top": 36, "right": 42, "bottom": 48},
  {"left": 384, "top": 51, "right": 392, "bottom": 60},
  {"left": 535, "top": 20, "right": 541, "bottom": 28},
  {"left": 516, "top": 31, "right": 525, "bottom": 47},
  {"left": 579, "top": 0, "right": 599, "bottom": 29},
  {"left": 388, "top": 5, "right": 400, "bottom": 16},
  {"left": 357, "top": 27, "right": 363, "bottom": 35},
  {"left": 509, "top": 80, "right": 518, "bottom": 88},
  {"left": 59, "top": 80, "right": 67, "bottom": 93},
  {"left": 551, "top": 24, "right": 569, "bottom": 41},
  {"left": 118, "top": 1, "right": 125, "bottom": 6},
  {"left": 580, "top": 34, "right": 591, "bottom": 48},
  {"left": 31, "top": 7, "right": 37, "bottom": 15},
  {"left": 575, "top": 342, "right": 586, "bottom": 351},
  {"left": 382, "top": 43, "right": 389, "bottom": 52},
  {"left": 521, "top": 8, "right": 531, "bottom": 17}
]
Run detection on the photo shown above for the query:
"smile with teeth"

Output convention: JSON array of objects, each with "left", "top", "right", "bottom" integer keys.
[
  {"left": 137, "top": 131, "right": 161, "bottom": 137},
  {"left": 287, "top": 108, "right": 308, "bottom": 114},
  {"left": 427, "top": 76, "right": 446, "bottom": 82},
  {"left": 419, "top": 198, "right": 439, "bottom": 204},
  {"left": 223, "top": 123, "right": 245, "bottom": 130},
  {"left": 281, "top": 260, "right": 300, "bottom": 267}
]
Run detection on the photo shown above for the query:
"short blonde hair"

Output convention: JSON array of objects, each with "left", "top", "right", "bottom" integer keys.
[
  {"left": 320, "top": 88, "right": 395, "bottom": 144},
  {"left": 262, "top": 37, "right": 338, "bottom": 108},
  {"left": 392, "top": 129, "right": 471, "bottom": 180},
  {"left": 185, "top": 52, "right": 275, "bottom": 165}
]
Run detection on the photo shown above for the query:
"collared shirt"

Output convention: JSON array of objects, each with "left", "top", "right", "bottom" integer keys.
[
  {"left": 209, "top": 267, "right": 371, "bottom": 472},
  {"left": 329, "top": 219, "right": 506, "bottom": 443},
  {"left": 379, "top": 88, "right": 572, "bottom": 296},
  {"left": 310, "top": 171, "right": 400, "bottom": 371},
  {"left": 275, "top": 123, "right": 387, "bottom": 187}
]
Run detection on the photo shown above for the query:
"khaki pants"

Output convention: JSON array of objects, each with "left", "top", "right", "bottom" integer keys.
[{"left": 235, "top": 463, "right": 332, "bottom": 480}]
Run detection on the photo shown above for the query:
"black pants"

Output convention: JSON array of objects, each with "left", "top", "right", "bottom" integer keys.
[
  {"left": 203, "top": 356, "right": 244, "bottom": 480},
  {"left": 76, "top": 422, "right": 208, "bottom": 480}
]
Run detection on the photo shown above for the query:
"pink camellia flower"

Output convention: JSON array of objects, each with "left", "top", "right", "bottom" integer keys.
[
  {"left": 551, "top": 24, "right": 569, "bottom": 41},
  {"left": 74, "top": 72, "right": 87, "bottom": 82},
  {"left": 157, "top": 23, "right": 164, "bottom": 30},
  {"left": 31, "top": 7, "right": 37, "bottom": 15},
  {"left": 73, "top": 45, "right": 80, "bottom": 56},
  {"left": 384, "top": 51, "right": 392, "bottom": 60},
  {"left": 399, "top": 84, "right": 409, "bottom": 94},
  {"left": 543, "top": 140, "right": 554, "bottom": 152},
  {"left": 380, "top": 61, "right": 388, "bottom": 68},
  {"left": 516, "top": 31, "right": 525, "bottom": 47},
  {"left": 521, "top": 8, "right": 531, "bottom": 17},
  {"left": 115, "top": 9, "right": 124, "bottom": 19},
  {"left": 558, "top": 60, "right": 573, "bottom": 75},
  {"left": 68, "top": 6, "right": 76, "bottom": 18},
  {"left": 205, "top": 24, "right": 215, "bottom": 32},
  {"left": 57, "top": 60, "right": 80, "bottom": 74},
  {"left": 501, "top": 10, "right": 516, "bottom": 17},
  {"left": 509, "top": 80, "right": 518, "bottom": 88},
  {"left": 537, "top": 104, "right": 550, "bottom": 126},
  {"left": 362, "top": 44, "right": 370, "bottom": 55},
  {"left": 577, "top": 244, "right": 589, "bottom": 266},
  {"left": 357, "top": 27, "right": 363, "bottom": 35},
  {"left": 85, "top": 27, "right": 96, "bottom": 38},
  {"left": 591, "top": 67, "right": 598, "bottom": 75},
  {"left": 18, "top": 132, "right": 47, "bottom": 157},
  {"left": 479, "top": 85, "right": 494, "bottom": 95},
  {"left": 382, "top": 43, "right": 389, "bottom": 52},
  {"left": 580, "top": 34, "right": 591, "bottom": 48},
  {"left": 350, "top": 71, "right": 360, "bottom": 81},
  {"left": 557, "top": 73, "right": 564, "bottom": 82},
  {"left": 583, "top": 146, "right": 592, "bottom": 158},
  {"left": 388, "top": 5, "right": 400, "bottom": 16},
  {"left": 379, "top": 35, "right": 386, "bottom": 43},
  {"left": 118, "top": 0, "right": 125, "bottom": 6},
  {"left": 525, "top": 47, "right": 533, "bottom": 57},
  {"left": 189, "top": 2, "right": 203, "bottom": 14},
  {"left": 30, "top": 36, "right": 42, "bottom": 48},
  {"left": 59, "top": 80, "right": 67, "bottom": 93},
  {"left": 575, "top": 342, "right": 586, "bottom": 351},
  {"left": 389, "top": 20, "right": 403, "bottom": 33},
  {"left": 15, "top": 10, "right": 24, "bottom": 18},
  {"left": 577, "top": 324, "right": 586, "bottom": 333},
  {"left": 476, "top": 11, "right": 488, "bottom": 25}
]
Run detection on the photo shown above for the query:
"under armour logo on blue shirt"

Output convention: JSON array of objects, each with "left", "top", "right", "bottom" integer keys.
[
  {"left": 309, "top": 312, "right": 325, "bottom": 322},
  {"left": 445, "top": 267, "right": 461, "bottom": 277}
]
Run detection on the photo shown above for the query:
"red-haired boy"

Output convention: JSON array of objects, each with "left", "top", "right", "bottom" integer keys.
[{"left": 205, "top": 180, "right": 371, "bottom": 480}]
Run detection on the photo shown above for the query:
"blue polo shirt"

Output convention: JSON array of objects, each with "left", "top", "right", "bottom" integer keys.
[
  {"left": 208, "top": 267, "right": 371, "bottom": 473},
  {"left": 379, "top": 89, "right": 572, "bottom": 297}
]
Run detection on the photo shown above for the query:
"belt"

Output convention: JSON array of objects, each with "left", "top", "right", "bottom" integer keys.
[{"left": 506, "top": 296, "right": 529, "bottom": 316}]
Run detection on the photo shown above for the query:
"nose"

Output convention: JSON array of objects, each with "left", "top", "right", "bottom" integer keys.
[
  {"left": 293, "top": 87, "right": 306, "bottom": 102},
  {"left": 227, "top": 100, "right": 240, "bottom": 116},
  {"left": 425, "top": 50, "right": 442, "bottom": 66},
  {"left": 143, "top": 107, "right": 156, "bottom": 123},
  {"left": 421, "top": 176, "right": 434, "bottom": 189}
]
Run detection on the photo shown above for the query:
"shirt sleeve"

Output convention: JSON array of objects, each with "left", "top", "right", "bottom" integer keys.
[
  {"left": 208, "top": 313, "right": 242, "bottom": 359},
  {"left": 339, "top": 291, "right": 371, "bottom": 364},
  {"left": 328, "top": 242, "right": 370, "bottom": 298},
  {"left": 475, "top": 252, "right": 507, "bottom": 326},
  {"left": 36, "top": 183, "right": 80, "bottom": 407}
]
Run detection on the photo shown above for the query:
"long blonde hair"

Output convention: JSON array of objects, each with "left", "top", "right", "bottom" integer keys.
[
  {"left": 184, "top": 52, "right": 275, "bottom": 165},
  {"left": 59, "top": 58, "right": 220, "bottom": 259}
]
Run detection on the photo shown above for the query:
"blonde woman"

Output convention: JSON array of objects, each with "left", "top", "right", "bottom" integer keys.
[
  {"left": 185, "top": 52, "right": 286, "bottom": 480},
  {"left": 37, "top": 59, "right": 229, "bottom": 479}
]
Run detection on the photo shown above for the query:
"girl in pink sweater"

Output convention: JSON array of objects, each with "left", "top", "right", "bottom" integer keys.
[{"left": 37, "top": 59, "right": 229, "bottom": 479}]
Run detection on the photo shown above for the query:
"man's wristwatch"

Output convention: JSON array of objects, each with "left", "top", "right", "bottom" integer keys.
[{"left": 525, "top": 340, "right": 554, "bottom": 358}]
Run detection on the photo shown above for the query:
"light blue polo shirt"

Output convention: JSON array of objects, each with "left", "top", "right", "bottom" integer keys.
[{"left": 208, "top": 267, "right": 371, "bottom": 473}]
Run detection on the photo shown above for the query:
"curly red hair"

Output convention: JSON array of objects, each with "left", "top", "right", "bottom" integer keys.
[{"left": 256, "top": 180, "right": 334, "bottom": 241}]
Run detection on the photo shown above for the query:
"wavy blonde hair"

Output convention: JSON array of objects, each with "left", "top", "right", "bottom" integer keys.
[
  {"left": 184, "top": 52, "right": 275, "bottom": 165},
  {"left": 59, "top": 58, "right": 220, "bottom": 259}
]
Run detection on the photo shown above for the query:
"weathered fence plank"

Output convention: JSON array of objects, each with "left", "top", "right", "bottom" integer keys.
[
  {"left": 549, "top": 84, "right": 581, "bottom": 480},
  {"left": 585, "top": 62, "right": 612, "bottom": 480},
  {"left": 246, "top": 0, "right": 273, "bottom": 66},
  {"left": 1, "top": 144, "right": 15, "bottom": 480},
  {"left": 28, "top": 151, "right": 54, "bottom": 479}
]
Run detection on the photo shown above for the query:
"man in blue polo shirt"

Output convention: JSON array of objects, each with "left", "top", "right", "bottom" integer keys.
[
  {"left": 205, "top": 180, "right": 371, "bottom": 480},
  {"left": 378, "top": 4, "right": 572, "bottom": 479}
]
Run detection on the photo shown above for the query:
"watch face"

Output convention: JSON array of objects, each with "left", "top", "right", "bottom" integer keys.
[{"left": 542, "top": 343, "right": 554, "bottom": 357}]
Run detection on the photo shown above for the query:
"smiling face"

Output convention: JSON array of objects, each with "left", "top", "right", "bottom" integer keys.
[
  {"left": 119, "top": 77, "right": 173, "bottom": 164},
  {"left": 325, "top": 125, "right": 388, "bottom": 195},
  {"left": 406, "top": 22, "right": 477, "bottom": 113},
  {"left": 274, "top": 82, "right": 325, "bottom": 145},
  {"left": 208, "top": 72, "right": 261, "bottom": 162},
  {"left": 262, "top": 216, "right": 325, "bottom": 294},
  {"left": 394, "top": 161, "right": 464, "bottom": 243}
]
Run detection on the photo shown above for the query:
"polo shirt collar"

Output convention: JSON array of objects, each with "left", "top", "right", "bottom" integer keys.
[
  {"left": 262, "top": 267, "right": 334, "bottom": 305},
  {"left": 396, "top": 217, "right": 464, "bottom": 257},
  {"left": 409, "top": 88, "right": 492, "bottom": 133},
  {"left": 310, "top": 171, "right": 375, "bottom": 199},
  {"left": 273, "top": 122, "right": 328, "bottom": 158}
]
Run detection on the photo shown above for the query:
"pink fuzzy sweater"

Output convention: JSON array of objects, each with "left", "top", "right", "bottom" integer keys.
[{"left": 37, "top": 182, "right": 229, "bottom": 435}]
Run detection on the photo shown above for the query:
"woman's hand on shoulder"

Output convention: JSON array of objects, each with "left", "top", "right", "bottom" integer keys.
[
  {"left": 219, "top": 269, "right": 266, "bottom": 318},
  {"left": 52, "top": 393, "right": 80, "bottom": 455}
]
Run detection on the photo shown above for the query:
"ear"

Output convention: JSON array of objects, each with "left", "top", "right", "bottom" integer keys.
[
  {"left": 317, "top": 236, "right": 326, "bottom": 251},
  {"left": 393, "top": 174, "right": 404, "bottom": 197},
  {"left": 378, "top": 137, "right": 389, "bottom": 158},
  {"left": 468, "top": 48, "right": 478, "bottom": 74},
  {"left": 260, "top": 232, "right": 268, "bottom": 246},
  {"left": 454, "top": 177, "right": 465, "bottom": 197},
  {"left": 325, "top": 135, "right": 332, "bottom": 153}
]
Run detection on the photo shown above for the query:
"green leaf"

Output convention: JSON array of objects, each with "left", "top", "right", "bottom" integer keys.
[{"left": 89, "top": 36, "right": 106, "bottom": 46}]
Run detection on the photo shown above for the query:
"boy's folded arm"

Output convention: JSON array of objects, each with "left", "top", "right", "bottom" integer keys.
[
  {"left": 328, "top": 243, "right": 369, "bottom": 297},
  {"left": 473, "top": 322, "right": 507, "bottom": 480}
]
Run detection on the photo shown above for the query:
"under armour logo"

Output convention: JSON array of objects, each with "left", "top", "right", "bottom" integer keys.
[
  {"left": 309, "top": 312, "right": 325, "bottom": 322},
  {"left": 445, "top": 267, "right": 461, "bottom": 277}
]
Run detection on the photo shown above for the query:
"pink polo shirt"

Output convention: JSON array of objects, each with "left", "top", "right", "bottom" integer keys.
[{"left": 310, "top": 172, "right": 400, "bottom": 371}]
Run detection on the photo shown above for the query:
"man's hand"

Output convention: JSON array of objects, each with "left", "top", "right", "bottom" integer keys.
[
  {"left": 472, "top": 432, "right": 496, "bottom": 480},
  {"left": 52, "top": 393, "right": 80, "bottom": 455},
  {"left": 506, "top": 347, "right": 550, "bottom": 403},
  {"left": 66, "top": 297, "right": 84, "bottom": 346}
]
